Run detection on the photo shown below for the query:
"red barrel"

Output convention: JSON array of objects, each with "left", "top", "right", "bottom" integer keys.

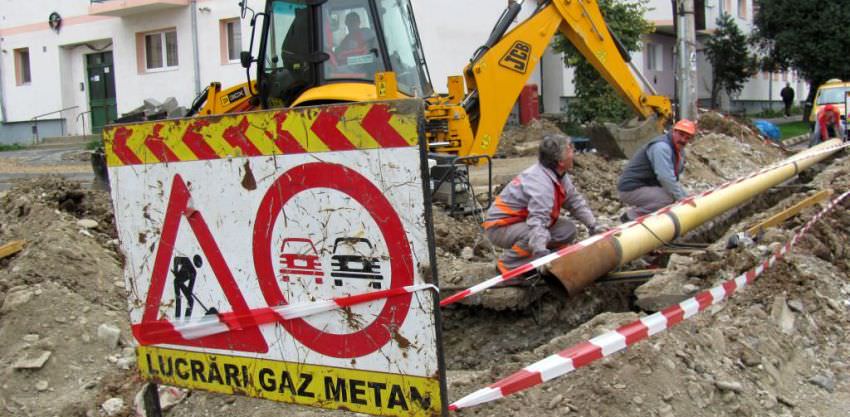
[{"left": 519, "top": 84, "right": 540, "bottom": 125}]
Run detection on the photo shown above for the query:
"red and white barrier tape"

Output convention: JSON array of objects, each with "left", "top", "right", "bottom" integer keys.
[
  {"left": 449, "top": 190, "right": 850, "bottom": 410},
  {"left": 439, "top": 141, "right": 850, "bottom": 307},
  {"left": 152, "top": 284, "right": 438, "bottom": 341}
]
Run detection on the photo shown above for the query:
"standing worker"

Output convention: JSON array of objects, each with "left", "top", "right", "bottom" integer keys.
[
  {"left": 617, "top": 119, "right": 697, "bottom": 221},
  {"left": 809, "top": 104, "right": 846, "bottom": 146},
  {"left": 780, "top": 83, "right": 795, "bottom": 118},
  {"left": 483, "top": 134, "right": 605, "bottom": 274}
]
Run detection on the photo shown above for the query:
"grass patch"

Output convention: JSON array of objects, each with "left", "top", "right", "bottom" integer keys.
[
  {"left": 86, "top": 139, "right": 103, "bottom": 151},
  {"left": 778, "top": 121, "right": 810, "bottom": 140},
  {"left": 752, "top": 105, "right": 805, "bottom": 119},
  {"left": 0, "top": 143, "right": 27, "bottom": 152}
]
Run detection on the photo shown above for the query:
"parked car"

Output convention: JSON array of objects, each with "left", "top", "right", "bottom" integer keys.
[{"left": 330, "top": 237, "right": 383, "bottom": 289}]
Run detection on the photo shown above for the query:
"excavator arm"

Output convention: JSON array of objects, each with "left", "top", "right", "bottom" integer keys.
[{"left": 428, "top": 0, "right": 671, "bottom": 158}]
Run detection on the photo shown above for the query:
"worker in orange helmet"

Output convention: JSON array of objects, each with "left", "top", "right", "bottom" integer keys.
[
  {"left": 617, "top": 119, "right": 697, "bottom": 221},
  {"left": 809, "top": 104, "right": 846, "bottom": 146}
]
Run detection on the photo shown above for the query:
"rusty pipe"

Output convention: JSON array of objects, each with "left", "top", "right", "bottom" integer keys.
[{"left": 549, "top": 139, "right": 843, "bottom": 295}]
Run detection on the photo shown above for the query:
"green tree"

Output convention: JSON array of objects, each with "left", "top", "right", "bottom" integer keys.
[
  {"left": 753, "top": 0, "right": 850, "bottom": 104},
  {"left": 704, "top": 13, "right": 757, "bottom": 109},
  {"left": 553, "top": 0, "right": 653, "bottom": 124}
]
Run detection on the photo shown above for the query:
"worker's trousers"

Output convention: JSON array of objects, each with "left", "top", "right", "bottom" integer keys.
[
  {"left": 619, "top": 186, "right": 674, "bottom": 220},
  {"left": 484, "top": 217, "right": 577, "bottom": 273}
]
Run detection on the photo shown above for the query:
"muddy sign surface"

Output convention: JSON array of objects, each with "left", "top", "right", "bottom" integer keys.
[{"left": 104, "top": 100, "right": 446, "bottom": 416}]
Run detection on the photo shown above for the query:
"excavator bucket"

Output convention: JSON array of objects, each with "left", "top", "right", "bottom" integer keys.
[{"left": 585, "top": 114, "right": 666, "bottom": 159}]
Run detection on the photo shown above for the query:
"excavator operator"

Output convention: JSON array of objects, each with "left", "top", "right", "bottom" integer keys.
[
  {"left": 337, "top": 12, "right": 376, "bottom": 55},
  {"left": 335, "top": 11, "right": 378, "bottom": 71},
  {"left": 482, "top": 134, "right": 605, "bottom": 275}
]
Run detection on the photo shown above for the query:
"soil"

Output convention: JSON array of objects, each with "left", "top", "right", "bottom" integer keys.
[{"left": 1, "top": 113, "right": 849, "bottom": 417}]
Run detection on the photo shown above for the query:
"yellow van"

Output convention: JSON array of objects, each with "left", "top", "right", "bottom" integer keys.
[{"left": 810, "top": 79, "right": 849, "bottom": 125}]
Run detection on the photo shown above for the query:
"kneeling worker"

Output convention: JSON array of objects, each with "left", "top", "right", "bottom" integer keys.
[
  {"left": 809, "top": 104, "right": 846, "bottom": 146},
  {"left": 618, "top": 119, "right": 697, "bottom": 221},
  {"left": 483, "top": 134, "right": 605, "bottom": 274}
]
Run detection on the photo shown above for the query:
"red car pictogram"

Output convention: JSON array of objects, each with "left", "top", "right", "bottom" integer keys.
[{"left": 278, "top": 238, "right": 324, "bottom": 283}]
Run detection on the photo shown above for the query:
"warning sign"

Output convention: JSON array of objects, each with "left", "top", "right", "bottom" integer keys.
[{"left": 104, "top": 100, "right": 445, "bottom": 416}]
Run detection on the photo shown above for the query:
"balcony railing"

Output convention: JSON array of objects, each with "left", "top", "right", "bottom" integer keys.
[{"left": 89, "top": 0, "right": 190, "bottom": 17}]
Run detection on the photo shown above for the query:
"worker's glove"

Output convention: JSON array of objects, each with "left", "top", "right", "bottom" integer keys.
[
  {"left": 531, "top": 248, "right": 551, "bottom": 260},
  {"left": 589, "top": 224, "right": 609, "bottom": 235},
  {"left": 536, "top": 262, "right": 552, "bottom": 278}
]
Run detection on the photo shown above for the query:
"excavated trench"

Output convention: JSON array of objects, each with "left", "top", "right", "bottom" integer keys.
[
  {"left": 441, "top": 151, "right": 844, "bottom": 372},
  {"left": 679, "top": 161, "right": 835, "bottom": 245}
]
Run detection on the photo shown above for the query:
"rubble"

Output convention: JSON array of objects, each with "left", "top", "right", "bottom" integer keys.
[
  {"left": 114, "top": 96, "right": 186, "bottom": 123},
  {"left": 12, "top": 350, "right": 51, "bottom": 370}
]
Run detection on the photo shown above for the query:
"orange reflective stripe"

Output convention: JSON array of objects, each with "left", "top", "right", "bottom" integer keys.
[
  {"left": 511, "top": 244, "right": 531, "bottom": 258},
  {"left": 494, "top": 196, "right": 529, "bottom": 218},
  {"left": 482, "top": 216, "right": 525, "bottom": 229},
  {"left": 497, "top": 260, "right": 509, "bottom": 274}
]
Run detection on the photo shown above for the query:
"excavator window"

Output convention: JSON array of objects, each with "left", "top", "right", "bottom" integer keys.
[
  {"left": 321, "top": 1, "right": 383, "bottom": 81},
  {"left": 263, "top": 1, "right": 314, "bottom": 107},
  {"left": 376, "top": 0, "right": 432, "bottom": 97}
]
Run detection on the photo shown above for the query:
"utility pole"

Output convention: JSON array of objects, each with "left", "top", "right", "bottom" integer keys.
[{"left": 676, "top": 0, "right": 697, "bottom": 120}]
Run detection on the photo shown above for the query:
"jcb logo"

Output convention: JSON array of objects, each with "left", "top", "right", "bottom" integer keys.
[{"left": 499, "top": 41, "right": 531, "bottom": 74}]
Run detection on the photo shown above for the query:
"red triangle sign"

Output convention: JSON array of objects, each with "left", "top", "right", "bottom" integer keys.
[{"left": 131, "top": 174, "right": 268, "bottom": 353}]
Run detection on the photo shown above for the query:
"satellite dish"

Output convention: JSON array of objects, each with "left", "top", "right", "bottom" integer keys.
[{"left": 48, "top": 12, "right": 62, "bottom": 32}]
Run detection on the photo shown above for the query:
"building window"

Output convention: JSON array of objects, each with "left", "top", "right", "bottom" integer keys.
[
  {"left": 646, "top": 43, "right": 662, "bottom": 71},
  {"left": 221, "top": 19, "right": 242, "bottom": 64},
  {"left": 738, "top": 0, "right": 747, "bottom": 19},
  {"left": 143, "top": 29, "right": 178, "bottom": 71},
  {"left": 14, "top": 48, "right": 31, "bottom": 85}
]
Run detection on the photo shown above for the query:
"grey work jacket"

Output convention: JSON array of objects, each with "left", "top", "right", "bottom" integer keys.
[
  {"left": 484, "top": 163, "right": 597, "bottom": 255},
  {"left": 617, "top": 133, "right": 687, "bottom": 200}
]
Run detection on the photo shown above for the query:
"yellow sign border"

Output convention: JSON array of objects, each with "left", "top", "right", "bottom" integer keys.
[{"left": 139, "top": 346, "right": 442, "bottom": 417}]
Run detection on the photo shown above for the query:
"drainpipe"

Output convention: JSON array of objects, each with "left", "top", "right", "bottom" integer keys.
[
  {"left": 549, "top": 139, "right": 844, "bottom": 294},
  {"left": 190, "top": 0, "right": 201, "bottom": 96},
  {"left": 0, "top": 39, "right": 7, "bottom": 123}
]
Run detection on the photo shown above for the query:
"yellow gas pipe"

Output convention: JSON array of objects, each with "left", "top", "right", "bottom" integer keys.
[{"left": 549, "top": 139, "right": 844, "bottom": 295}]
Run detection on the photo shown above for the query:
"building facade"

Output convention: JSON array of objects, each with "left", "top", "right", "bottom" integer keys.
[
  {"left": 0, "top": 0, "right": 251, "bottom": 143},
  {"left": 641, "top": 0, "right": 808, "bottom": 115},
  {"left": 0, "top": 0, "right": 807, "bottom": 144}
]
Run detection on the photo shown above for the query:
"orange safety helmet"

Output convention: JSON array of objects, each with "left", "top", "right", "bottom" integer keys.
[{"left": 673, "top": 119, "right": 697, "bottom": 136}]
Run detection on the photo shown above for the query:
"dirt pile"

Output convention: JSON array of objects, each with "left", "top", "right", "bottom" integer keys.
[
  {"left": 697, "top": 111, "right": 766, "bottom": 142},
  {"left": 498, "top": 118, "right": 566, "bottom": 158},
  {"left": 0, "top": 177, "right": 135, "bottom": 417}
]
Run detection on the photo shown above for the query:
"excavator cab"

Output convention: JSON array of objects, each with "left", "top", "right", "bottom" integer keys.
[{"left": 255, "top": 0, "right": 433, "bottom": 108}]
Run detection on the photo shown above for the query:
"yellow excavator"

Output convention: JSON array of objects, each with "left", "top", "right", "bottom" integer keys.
[{"left": 187, "top": 0, "right": 672, "bottom": 161}]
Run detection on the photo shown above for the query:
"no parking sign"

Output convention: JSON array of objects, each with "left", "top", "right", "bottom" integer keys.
[{"left": 104, "top": 100, "right": 446, "bottom": 416}]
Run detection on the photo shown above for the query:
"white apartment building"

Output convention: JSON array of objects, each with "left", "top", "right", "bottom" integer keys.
[
  {"left": 0, "top": 0, "right": 806, "bottom": 144},
  {"left": 0, "top": 0, "right": 253, "bottom": 143},
  {"left": 638, "top": 0, "right": 808, "bottom": 114}
]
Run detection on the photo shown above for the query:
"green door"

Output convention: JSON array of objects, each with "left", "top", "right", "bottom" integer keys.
[{"left": 87, "top": 52, "right": 117, "bottom": 133}]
